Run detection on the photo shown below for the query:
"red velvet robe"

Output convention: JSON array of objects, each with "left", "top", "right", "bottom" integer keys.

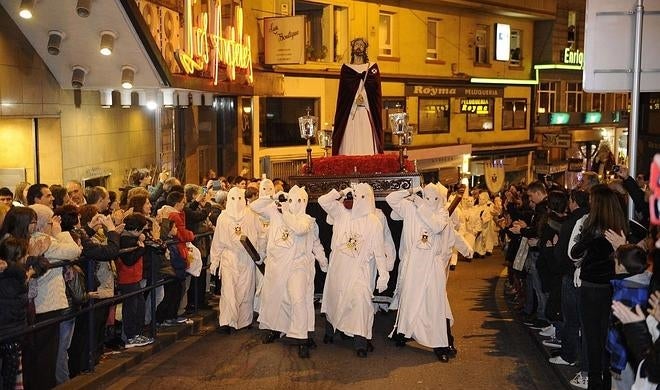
[{"left": 332, "top": 63, "right": 384, "bottom": 155}]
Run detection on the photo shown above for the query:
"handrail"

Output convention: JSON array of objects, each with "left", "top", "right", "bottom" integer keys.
[{"left": 0, "top": 230, "right": 215, "bottom": 375}]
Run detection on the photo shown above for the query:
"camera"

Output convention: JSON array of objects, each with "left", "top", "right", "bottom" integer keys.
[
  {"left": 212, "top": 180, "right": 221, "bottom": 190},
  {"left": 278, "top": 194, "right": 288, "bottom": 203},
  {"left": 612, "top": 165, "right": 621, "bottom": 173}
]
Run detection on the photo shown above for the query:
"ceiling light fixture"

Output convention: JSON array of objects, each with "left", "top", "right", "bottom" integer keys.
[
  {"left": 121, "top": 65, "right": 136, "bottom": 89},
  {"left": 76, "top": 0, "right": 91, "bottom": 18},
  {"left": 47, "top": 30, "right": 65, "bottom": 55},
  {"left": 71, "top": 65, "right": 88, "bottom": 89},
  {"left": 19, "top": 0, "right": 34, "bottom": 19},
  {"left": 99, "top": 31, "right": 117, "bottom": 56}
]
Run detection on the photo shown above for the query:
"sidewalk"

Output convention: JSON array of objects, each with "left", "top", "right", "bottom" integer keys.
[
  {"left": 498, "top": 273, "right": 581, "bottom": 390},
  {"left": 57, "top": 307, "right": 218, "bottom": 390}
]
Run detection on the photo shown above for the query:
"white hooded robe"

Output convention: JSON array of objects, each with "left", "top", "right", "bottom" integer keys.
[
  {"left": 386, "top": 183, "right": 471, "bottom": 348},
  {"left": 319, "top": 184, "right": 389, "bottom": 339},
  {"left": 210, "top": 187, "right": 262, "bottom": 329},
  {"left": 250, "top": 186, "right": 327, "bottom": 339}
]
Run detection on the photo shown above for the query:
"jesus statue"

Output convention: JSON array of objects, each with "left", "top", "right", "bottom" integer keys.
[{"left": 331, "top": 38, "right": 384, "bottom": 156}]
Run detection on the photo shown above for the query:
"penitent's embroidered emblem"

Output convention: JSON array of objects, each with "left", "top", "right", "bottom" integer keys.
[
  {"left": 234, "top": 225, "right": 242, "bottom": 236},
  {"left": 416, "top": 230, "right": 432, "bottom": 250},
  {"left": 275, "top": 227, "right": 293, "bottom": 248},
  {"left": 341, "top": 232, "right": 363, "bottom": 258}
]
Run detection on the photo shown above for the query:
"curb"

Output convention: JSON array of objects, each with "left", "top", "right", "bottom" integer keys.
[
  {"left": 56, "top": 309, "right": 217, "bottom": 390},
  {"left": 494, "top": 267, "right": 577, "bottom": 390}
]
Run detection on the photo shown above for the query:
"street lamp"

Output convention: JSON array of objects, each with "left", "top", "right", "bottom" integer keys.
[
  {"left": 298, "top": 107, "right": 318, "bottom": 174},
  {"left": 317, "top": 127, "right": 333, "bottom": 157},
  {"left": 389, "top": 112, "right": 414, "bottom": 172}
]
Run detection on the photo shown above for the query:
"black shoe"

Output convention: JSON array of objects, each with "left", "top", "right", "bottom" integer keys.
[
  {"left": 434, "top": 348, "right": 450, "bottom": 363},
  {"left": 298, "top": 344, "right": 310, "bottom": 359},
  {"left": 367, "top": 341, "right": 374, "bottom": 352},
  {"left": 356, "top": 348, "right": 367, "bottom": 358},
  {"left": 449, "top": 265, "right": 456, "bottom": 271},
  {"left": 485, "top": 252, "right": 493, "bottom": 257},
  {"left": 217, "top": 325, "right": 232, "bottom": 335},
  {"left": 339, "top": 331, "right": 350, "bottom": 340},
  {"left": 262, "top": 330, "right": 279, "bottom": 344},
  {"left": 392, "top": 333, "right": 408, "bottom": 347},
  {"left": 473, "top": 253, "right": 483, "bottom": 259},
  {"left": 307, "top": 338, "right": 317, "bottom": 349},
  {"left": 448, "top": 345, "right": 458, "bottom": 357},
  {"left": 323, "top": 334, "right": 334, "bottom": 344}
]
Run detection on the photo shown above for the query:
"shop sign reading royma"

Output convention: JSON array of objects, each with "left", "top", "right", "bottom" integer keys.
[
  {"left": 405, "top": 85, "right": 503, "bottom": 97},
  {"left": 175, "top": 0, "right": 253, "bottom": 85},
  {"left": 460, "top": 98, "right": 490, "bottom": 114}
]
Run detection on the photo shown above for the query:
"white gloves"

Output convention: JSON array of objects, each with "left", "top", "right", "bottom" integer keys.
[
  {"left": 573, "top": 267, "right": 582, "bottom": 288},
  {"left": 340, "top": 187, "right": 353, "bottom": 197},
  {"left": 376, "top": 273, "right": 390, "bottom": 293},
  {"left": 209, "top": 260, "right": 220, "bottom": 277},
  {"left": 319, "top": 262, "right": 328, "bottom": 273}
]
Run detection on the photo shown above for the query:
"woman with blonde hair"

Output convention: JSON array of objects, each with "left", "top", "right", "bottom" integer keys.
[{"left": 13, "top": 182, "right": 30, "bottom": 207}]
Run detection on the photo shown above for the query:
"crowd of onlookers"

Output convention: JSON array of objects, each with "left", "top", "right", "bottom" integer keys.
[
  {"left": 492, "top": 166, "right": 659, "bottom": 390},
  {"left": 0, "top": 168, "right": 285, "bottom": 389}
]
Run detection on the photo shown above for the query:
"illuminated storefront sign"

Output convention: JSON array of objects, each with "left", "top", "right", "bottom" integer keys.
[
  {"left": 405, "top": 85, "right": 502, "bottom": 97},
  {"left": 583, "top": 112, "right": 602, "bottom": 124},
  {"left": 175, "top": 0, "right": 253, "bottom": 85},
  {"left": 460, "top": 98, "right": 490, "bottom": 114},
  {"left": 562, "top": 47, "right": 584, "bottom": 68}
]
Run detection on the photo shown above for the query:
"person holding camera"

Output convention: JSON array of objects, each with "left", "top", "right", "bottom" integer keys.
[{"left": 318, "top": 183, "right": 390, "bottom": 358}]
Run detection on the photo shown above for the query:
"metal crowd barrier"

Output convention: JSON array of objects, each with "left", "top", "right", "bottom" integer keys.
[{"left": 0, "top": 230, "right": 215, "bottom": 374}]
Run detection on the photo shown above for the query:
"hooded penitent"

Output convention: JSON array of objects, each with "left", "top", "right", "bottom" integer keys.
[
  {"left": 259, "top": 178, "right": 275, "bottom": 198},
  {"left": 226, "top": 187, "right": 247, "bottom": 220},
  {"left": 352, "top": 183, "right": 375, "bottom": 219},
  {"left": 286, "top": 185, "right": 308, "bottom": 216}
]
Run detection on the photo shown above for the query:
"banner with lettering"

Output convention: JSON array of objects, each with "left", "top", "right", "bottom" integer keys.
[
  {"left": 265, "top": 16, "right": 306, "bottom": 65},
  {"left": 484, "top": 161, "right": 505, "bottom": 193}
]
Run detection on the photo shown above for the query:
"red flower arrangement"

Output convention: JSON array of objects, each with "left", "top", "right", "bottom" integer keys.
[{"left": 302, "top": 154, "right": 415, "bottom": 176}]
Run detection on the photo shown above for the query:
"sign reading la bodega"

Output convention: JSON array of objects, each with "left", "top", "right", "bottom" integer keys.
[
  {"left": 406, "top": 85, "right": 503, "bottom": 97},
  {"left": 175, "top": 1, "right": 253, "bottom": 85}
]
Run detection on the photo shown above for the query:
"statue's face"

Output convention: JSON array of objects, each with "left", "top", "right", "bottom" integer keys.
[{"left": 352, "top": 40, "right": 366, "bottom": 56}]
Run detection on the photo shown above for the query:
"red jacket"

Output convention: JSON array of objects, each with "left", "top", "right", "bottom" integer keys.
[{"left": 169, "top": 211, "right": 194, "bottom": 265}]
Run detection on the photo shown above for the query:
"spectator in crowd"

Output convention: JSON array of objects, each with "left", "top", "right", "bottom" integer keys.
[
  {"left": 183, "top": 184, "right": 212, "bottom": 312},
  {"left": 86, "top": 186, "right": 111, "bottom": 214},
  {"left": 570, "top": 184, "right": 629, "bottom": 390},
  {"left": 117, "top": 214, "right": 154, "bottom": 348},
  {"left": 50, "top": 185, "right": 71, "bottom": 209},
  {"left": 13, "top": 182, "right": 30, "bottom": 207},
  {"left": 26, "top": 184, "right": 54, "bottom": 209},
  {"left": 66, "top": 181, "right": 86, "bottom": 207},
  {"left": 153, "top": 178, "right": 183, "bottom": 214},
  {"left": 0, "top": 187, "right": 13, "bottom": 206}
]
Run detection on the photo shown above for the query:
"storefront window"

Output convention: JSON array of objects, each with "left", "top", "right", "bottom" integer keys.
[
  {"left": 537, "top": 82, "right": 557, "bottom": 114},
  {"left": 382, "top": 98, "right": 406, "bottom": 144},
  {"left": 464, "top": 98, "right": 494, "bottom": 131},
  {"left": 418, "top": 98, "right": 450, "bottom": 133},
  {"left": 502, "top": 99, "right": 527, "bottom": 130},
  {"left": 259, "top": 97, "right": 319, "bottom": 147},
  {"left": 566, "top": 82, "right": 583, "bottom": 112},
  {"left": 590, "top": 93, "right": 605, "bottom": 112},
  {"left": 509, "top": 29, "right": 522, "bottom": 66}
]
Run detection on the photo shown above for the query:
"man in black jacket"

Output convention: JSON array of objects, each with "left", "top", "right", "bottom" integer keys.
[{"left": 548, "top": 190, "right": 589, "bottom": 373}]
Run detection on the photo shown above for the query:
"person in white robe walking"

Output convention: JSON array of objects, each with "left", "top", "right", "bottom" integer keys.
[
  {"left": 386, "top": 183, "right": 472, "bottom": 362},
  {"left": 209, "top": 187, "right": 262, "bottom": 333},
  {"left": 319, "top": 183, "right": 390, "bottom": 357},
  {"left": 250, "top": 185, "right": 328, "bottom": 358}
]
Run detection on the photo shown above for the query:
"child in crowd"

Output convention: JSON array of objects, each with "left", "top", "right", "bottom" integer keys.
[{"left": 117, "top": 214, "right": 154, "bottom": 348}]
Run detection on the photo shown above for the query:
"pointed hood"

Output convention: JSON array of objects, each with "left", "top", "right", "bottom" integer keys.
[
  {"left": 478, "top": 191, "right": 491, "bottom": 206},
  {"left": 351, "top": 183, "right": 375, "bottom": 219},
  {"left": 286, "top": 185, "right": 308, "bottom": 216},
  {"left": 422, "top": 183, "right": 442, "bottom": 210},
  {"left": 226, "top": 187, "right": 247, "bottom": 219},
  {"left": 259, "top": 178, "right": 275, "bottom": 198}
]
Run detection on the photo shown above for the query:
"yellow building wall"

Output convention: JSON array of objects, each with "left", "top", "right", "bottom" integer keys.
[
  {"left": 0, "top": 119, "right": 35, "bottom": 182},
  {"left": 250, "top": 0, "right": 536, "bottom": 164}
]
